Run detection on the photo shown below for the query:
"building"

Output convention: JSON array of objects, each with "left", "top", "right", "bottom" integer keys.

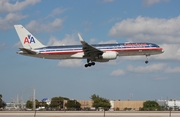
[
  {"left": 5, "top": 102, "right": 26, "bottom": 110},
  {"left": 156, "top": 99, "right": 180, "bottom": 110},
  {"left": 77, "top": 100, "right": 145, "bottom": 111},
  {"left": 113, "top": 100, "right": 145, "bottom": 111},
  {"left": 77, "top": 100, "right": 93, "bottom": 109},
  {"left": 42, "top": 98, "right": 51, "bottom": 105}
]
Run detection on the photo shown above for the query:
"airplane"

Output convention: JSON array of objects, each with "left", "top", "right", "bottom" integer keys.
[{"left": 14, "top": 25, "right": 164, "bottom": 67}]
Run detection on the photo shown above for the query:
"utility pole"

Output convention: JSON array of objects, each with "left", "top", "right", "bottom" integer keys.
[
  {"left": 174, "top": 98, "right": 176, "bottom": 111},
  {"left": 130, "top": 93, "right": 133, "bottom": 100},
  {"left": 17, "top": 94, "right": 19, "bottom": 108},
  {"left": 33, "top": 88, "right": 36, "bottom": 111},
  {"left": 104, "top": 109, "right": 105, "bottom": 117}
]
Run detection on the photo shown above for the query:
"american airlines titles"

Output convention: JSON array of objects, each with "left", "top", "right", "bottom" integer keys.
[{"left": 123, "top": 43, "right": 147, "bottom": 48}]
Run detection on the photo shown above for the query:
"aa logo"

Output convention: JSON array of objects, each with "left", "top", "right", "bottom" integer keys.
[{"left": 24, "top": 35, "right": 35, "bottom": 44}]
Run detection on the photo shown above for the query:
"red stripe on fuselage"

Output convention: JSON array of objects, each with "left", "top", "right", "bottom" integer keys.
[{"left": 41, "top": 50, "right": 83, "bottom": 55}]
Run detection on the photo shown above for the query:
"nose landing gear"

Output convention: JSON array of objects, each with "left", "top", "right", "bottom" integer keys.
[
  {"left": 145, "top": 55, "right": 149, "bottom": 64},
  {"left": 145, "top": 60, "right": 148, "bottom": 64}
]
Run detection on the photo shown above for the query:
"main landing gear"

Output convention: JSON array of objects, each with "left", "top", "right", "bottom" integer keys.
[
  {"left": 145, "top": 55, "right": 149, "bottom": 64},
  {"left": 85, "top": 62, "right": 95, "bottom": 67},
  {"left": 85, "top": 59, "right": 95, "bottom": 67}
]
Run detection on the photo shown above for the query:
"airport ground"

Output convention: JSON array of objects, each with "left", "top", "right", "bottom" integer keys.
[{"left": 0, "top": 111, "right": 180, "bottom": 117}]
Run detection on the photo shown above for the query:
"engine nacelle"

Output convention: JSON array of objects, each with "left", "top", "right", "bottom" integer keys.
[
  {"left": 17, "top": 51, "right": 25, "bottom": 54},
  {"left": 100, "top": 52, "right": 118, "bottom": 60}
]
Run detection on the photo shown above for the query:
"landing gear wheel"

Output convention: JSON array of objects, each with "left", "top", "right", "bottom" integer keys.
[
  {"left": 91, "top": 62, "right": 95, "bottom": 66},
  {"left": 84, "top": 59, "right": 96, "bottom": 68},
  {"left": 85, "top": 64, "right": 88, "bottom": 67},
  {"left": 145, "top": 55, "right": 149, "bottom": 64},
  {"left": 145, "top": 60, "right": 148, "bottom": 64}
]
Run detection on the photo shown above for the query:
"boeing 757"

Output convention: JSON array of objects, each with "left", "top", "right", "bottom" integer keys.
[{"left": 14, "top": 25, "right": 163, "bottom": 67}]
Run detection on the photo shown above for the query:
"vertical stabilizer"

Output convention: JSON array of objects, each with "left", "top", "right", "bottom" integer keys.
[{"left": 14, "top": 25, "right": 45, "bottom": 49}]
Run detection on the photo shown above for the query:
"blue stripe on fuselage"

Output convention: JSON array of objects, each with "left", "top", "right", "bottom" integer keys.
[{"left": 35, "top": 43, "right": 159, "bottom": 52}]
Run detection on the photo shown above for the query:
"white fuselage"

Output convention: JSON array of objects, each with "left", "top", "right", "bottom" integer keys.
[{"left": 18, "top": 43, "right": 163, "bottom": 61}]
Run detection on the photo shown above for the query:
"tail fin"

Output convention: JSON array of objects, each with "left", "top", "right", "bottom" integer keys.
[{"left": 14, "top": 25, "right": 45, "bottom": 49}]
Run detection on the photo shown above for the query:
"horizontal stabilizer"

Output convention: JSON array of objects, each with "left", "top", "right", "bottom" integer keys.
[{"left": 19, "top": 48, "right": 38, "bottom": 54}]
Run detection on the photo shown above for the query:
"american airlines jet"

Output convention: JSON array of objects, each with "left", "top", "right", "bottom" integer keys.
[{"left": 14, "top": 25, "right": 163, "bottom": 67}]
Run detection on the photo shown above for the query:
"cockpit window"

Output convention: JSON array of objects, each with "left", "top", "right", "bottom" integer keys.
[{"left": 154, "top": 44, "right": 160, "bottom": 47}]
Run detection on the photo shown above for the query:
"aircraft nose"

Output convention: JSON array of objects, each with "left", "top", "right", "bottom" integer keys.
[{"left": 161, "top": 49, "right": 164, "bottom": 53}]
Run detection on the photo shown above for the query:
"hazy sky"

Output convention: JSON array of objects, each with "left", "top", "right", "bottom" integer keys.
[{"left": 1, "top": 0, "right": 180, "bottom": 102}]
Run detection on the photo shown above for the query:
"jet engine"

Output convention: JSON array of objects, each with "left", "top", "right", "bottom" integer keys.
[{"left": 100, "top": 52, "right": 118, "bottom": 60}]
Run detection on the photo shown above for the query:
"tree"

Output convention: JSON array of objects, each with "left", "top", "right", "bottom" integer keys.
[
  {"left": 65, "top": 100, "right": 81, "bottom": 110},
  {"left": 26, "top": 99, "right": 40, "bottom": 109},
  {"left": 26, "top": 100, "right": 33, "bottom": 109},
  {"left": 39, "top": 101, "right": 48, "bottom": 109},
  {"left": 50, "top": 96, "right": 69, "bottom": 110},
  {"left": 90, "top": 94, "right": 111, "bottom": 111},
  {"left": 115, "top": 107, "right": 119, "bottom": 111},
  {"left": 140, "top": 100, "right": 161, "bottom": 111},
  {"left": 0, "top": 94, "right": 6, "bottom": 109}
]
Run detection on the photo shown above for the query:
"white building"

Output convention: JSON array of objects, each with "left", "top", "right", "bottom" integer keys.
[
  {"left": 109, "top": 100, "right": 114, "bottom": 111},
  {"left": 156, "top": 99, "right": 180, "bottom": 110}
]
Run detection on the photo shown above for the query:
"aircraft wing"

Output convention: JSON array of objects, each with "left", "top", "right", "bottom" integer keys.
[
  {"left": 19, "top": 48, "right": 38, "bottom": 54},
  {"left": 78, "top": 33, "right": 103, "bottom": 58}
]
